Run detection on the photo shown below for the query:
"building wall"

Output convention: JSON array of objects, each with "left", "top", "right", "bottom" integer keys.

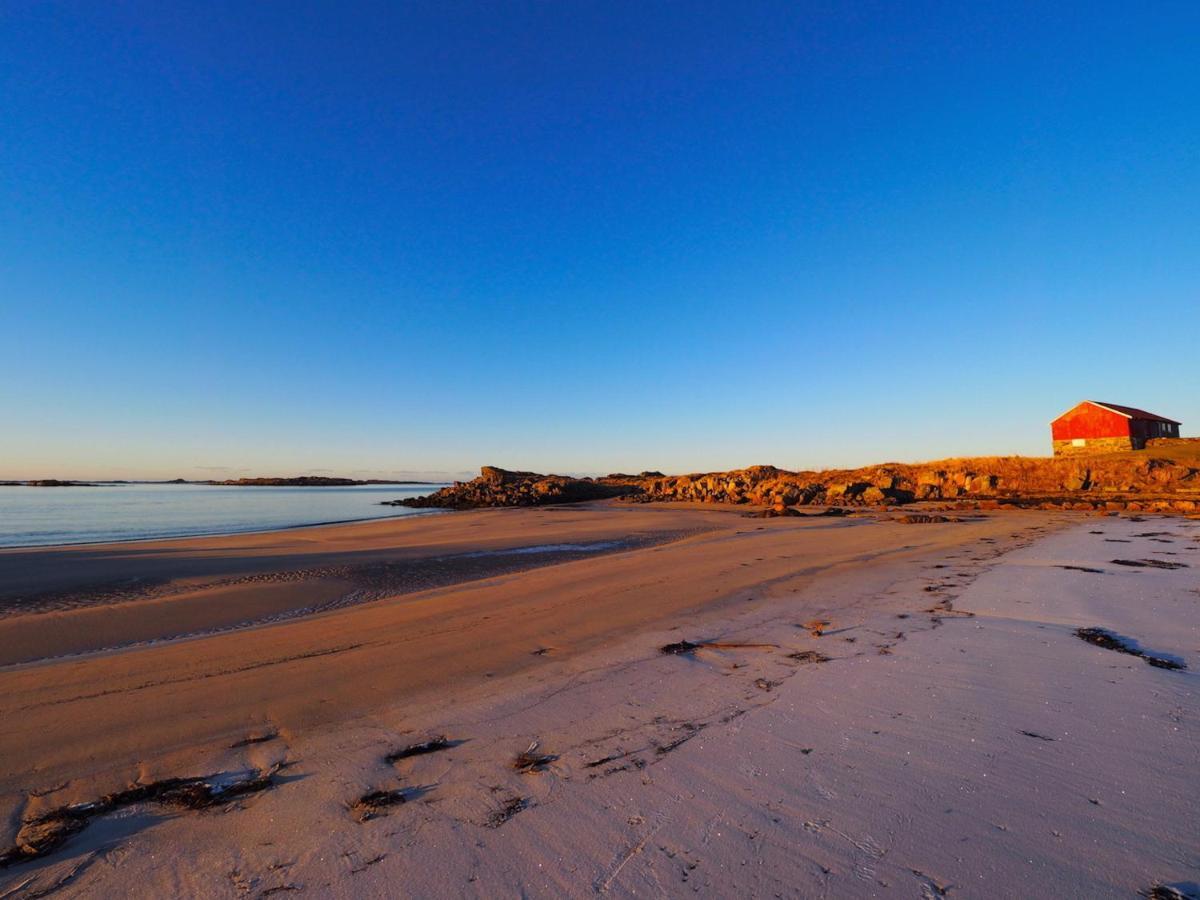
[
  {"left": 1051, "top": 403, "right": 1132, "bottom": 441},
  {"left": 1052, "top": 436, "right": 1136, "bottom": 457},
  {"left": 1132, "top": 420, "right": 1181, "bottom": 440}
]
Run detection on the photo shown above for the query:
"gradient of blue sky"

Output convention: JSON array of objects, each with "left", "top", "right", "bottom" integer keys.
[{"left": 2, "top": 1, "right": 1197, "bottom": 480}]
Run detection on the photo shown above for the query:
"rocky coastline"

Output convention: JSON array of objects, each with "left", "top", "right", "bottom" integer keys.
[
  {"left": 386, "top": 466, "right": 637, "bottom": 509},
  {"left": 388, "top": 455, "right": 1200, "bottom": 515}
]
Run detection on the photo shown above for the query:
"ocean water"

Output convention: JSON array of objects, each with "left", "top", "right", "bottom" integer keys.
[{"left": 0, "top": 483, "right": 447, "bottom": 548}]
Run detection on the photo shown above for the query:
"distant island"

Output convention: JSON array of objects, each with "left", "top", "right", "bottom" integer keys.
[
  {"left": 210, "top": 476, "right": 439, "bottom": 487},
  {"left": 1, "top": 480, "right": 100, "bottom": 487}
]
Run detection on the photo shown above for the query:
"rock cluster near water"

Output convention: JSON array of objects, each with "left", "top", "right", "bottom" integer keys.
[
  {"left": 388, "top": 456, "right": 1200, "bottom": 514},
  {"left": 625, "top": 456, "right": 1200, "bottom": 513},
  {"left": 387, "top": 466, "right": 640, "bottom": 510}
]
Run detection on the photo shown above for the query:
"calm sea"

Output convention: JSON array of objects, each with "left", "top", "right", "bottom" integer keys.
[{"left": 0, "top": 483, "right": 447, "bottom": 548}]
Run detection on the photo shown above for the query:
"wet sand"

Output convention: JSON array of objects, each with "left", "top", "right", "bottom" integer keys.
[{"left": 1, "top": 504, "right": 1197, "bottom": 897}]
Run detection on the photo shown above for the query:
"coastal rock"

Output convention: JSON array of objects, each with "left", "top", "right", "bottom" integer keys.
[
  {"left": 617, "top": 453, "right": 1200, "bottom": 514},
  {"left": 387, "top": 449, "right": 1200, "bottom": 515},
  {"left": 387, "top": 467, "right": 641, "bottom": 510},
  {"left": 480, "top": 466, "right": 540, "bottom": 486}
]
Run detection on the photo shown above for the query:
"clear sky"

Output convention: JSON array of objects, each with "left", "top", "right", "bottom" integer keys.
[{"left": 3, "top": 1, "right": 1197, "bottom": 480}]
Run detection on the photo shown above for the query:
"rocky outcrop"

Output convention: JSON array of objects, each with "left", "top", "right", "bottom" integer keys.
[
  {"left": 623, "top": 455, "right": 1200, "bottom": 513},
  {"left": 387, "top": 467, "right": 642, "bottom": 509},
  {"left": 386, "top": 455, "right": 1200, "bottom": 514}
]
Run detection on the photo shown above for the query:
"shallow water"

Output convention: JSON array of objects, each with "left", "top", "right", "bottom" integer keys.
[
  {"left": 0, "top": 482, "right": 446, "bottom": 547},
  {"left": 457, "top": 541, "right": 624, "bottom": 558}
]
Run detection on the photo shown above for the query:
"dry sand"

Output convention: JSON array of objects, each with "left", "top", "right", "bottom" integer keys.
[{"left": 0, "top": 503, "right": 1196, "bottom": 898}]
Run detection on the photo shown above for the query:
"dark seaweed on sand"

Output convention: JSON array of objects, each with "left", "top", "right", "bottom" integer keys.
[
  {"left": 512, "top": 741, "right": 557, "bottom": 773},
  {"left": 660, "top": 640, "right": 703, "bottom": 655},
  {"left": 786, "top": 650, "right": 830, "bottom": 664},
  {"left": 352, "top": 788, "right": 409, "bottom": 821},
  {"left": 1111, "top": 559, "right": 1188, "bottom": 570},
  {"left": 486, "top": 796, "right": 528, "bottom": 828},
  {"left": 385, "top": 735, "right": 458, "bottom": 762},
  {"left": 1075, "top": 627, "right": 1186, "bottom": 671},
  {"left": 659, "top": 639, "right": 777, "bottom": 655},
  {"left": 1, "top": 768, "right": 278, "bottom": 868}
]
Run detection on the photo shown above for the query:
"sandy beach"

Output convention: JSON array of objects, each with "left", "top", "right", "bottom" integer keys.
[{"left": 0, "top": 503, "right": 1195, "bottom": 897}]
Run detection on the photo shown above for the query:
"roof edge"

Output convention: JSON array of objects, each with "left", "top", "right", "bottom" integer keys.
[
  {"left": 1049, "top": 399, "right": 1182, "bottom": 426},
  {"left": 1086, "top": 400, "right": 1133, "bottom": 420},
  {"left": 1048, "top": 400, "right": 1109, "bottom": 425}
]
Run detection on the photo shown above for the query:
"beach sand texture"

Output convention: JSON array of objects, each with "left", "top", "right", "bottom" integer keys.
[{"left": 0, "top": 504, "right": 1196, "bottom": 897}]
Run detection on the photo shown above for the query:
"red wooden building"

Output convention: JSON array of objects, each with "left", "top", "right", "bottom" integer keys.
[{"left": 1051, "top": 400, "right": 1181, "bottom": 456}]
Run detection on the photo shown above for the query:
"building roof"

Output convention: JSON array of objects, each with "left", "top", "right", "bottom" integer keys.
[{"left": 1052, "top": 400, "right": 1181, "bottom": 425}]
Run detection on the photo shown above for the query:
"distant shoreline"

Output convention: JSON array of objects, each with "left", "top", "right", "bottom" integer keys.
[{"left": 204, "top": 477, "right": 442, "bottom": 487}]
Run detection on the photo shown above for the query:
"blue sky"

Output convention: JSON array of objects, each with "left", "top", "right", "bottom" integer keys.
[{"left": 2, "top": 1, "right": 1197, "bottom": 480}]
